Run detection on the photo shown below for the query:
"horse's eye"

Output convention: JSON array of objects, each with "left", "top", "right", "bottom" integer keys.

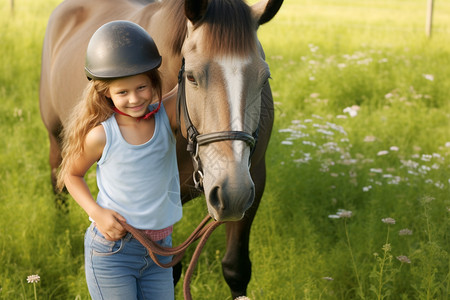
[{"left": 186, "top": 74, "right": 197, "bottom": 85}]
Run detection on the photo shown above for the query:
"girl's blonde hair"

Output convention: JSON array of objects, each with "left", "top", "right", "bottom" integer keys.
[{"left": 56, "top": 70, "right": 162, "bottom": 191}]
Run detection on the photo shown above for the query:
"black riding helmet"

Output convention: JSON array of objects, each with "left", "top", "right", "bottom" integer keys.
[{"left": 85, "top": 20, "right": 162, "bottom": 80}]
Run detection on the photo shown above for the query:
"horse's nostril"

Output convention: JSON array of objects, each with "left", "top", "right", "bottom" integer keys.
[{"left": 209, "top": 186, "right": 223, "bottom": 212}]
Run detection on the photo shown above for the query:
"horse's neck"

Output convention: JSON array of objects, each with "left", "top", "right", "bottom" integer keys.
[{"left": 132, "top": 0, "right": 185, "bottom": 93}]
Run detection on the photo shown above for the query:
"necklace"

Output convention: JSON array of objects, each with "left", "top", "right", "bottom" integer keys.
[{"left": 113, "top": 99, "right": 161, "bottom": 121}]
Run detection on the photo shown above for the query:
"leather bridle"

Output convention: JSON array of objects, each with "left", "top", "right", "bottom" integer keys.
[{"left": 176, "top": 59, "right": 258, "bottom": 190}]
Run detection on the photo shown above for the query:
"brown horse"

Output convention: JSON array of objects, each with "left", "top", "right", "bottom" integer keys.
[{"left": 40, "top": 0, "right": 282, "bottom": 297}]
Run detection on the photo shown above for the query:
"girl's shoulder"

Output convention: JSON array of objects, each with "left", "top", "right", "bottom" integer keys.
[{"left": 84, "top": 124, "right": 106, "bottom": 157}]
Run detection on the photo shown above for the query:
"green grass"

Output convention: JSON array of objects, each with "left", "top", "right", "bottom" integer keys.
[{"left": 1, "top": 0, "right": 449, "bottom": 299}]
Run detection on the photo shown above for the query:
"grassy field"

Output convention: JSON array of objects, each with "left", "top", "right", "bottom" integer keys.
[{"left": 1, "top": 0, "right": 449, "bottom": 299}]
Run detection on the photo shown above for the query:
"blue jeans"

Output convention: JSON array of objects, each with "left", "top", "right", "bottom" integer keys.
[{"left": 84, "top": 223, "right": 174, "bottom": 300}]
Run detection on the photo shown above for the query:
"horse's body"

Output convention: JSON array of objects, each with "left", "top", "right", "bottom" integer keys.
[{"left": 40, "top": 0, "right": 281, "bottom": 297}]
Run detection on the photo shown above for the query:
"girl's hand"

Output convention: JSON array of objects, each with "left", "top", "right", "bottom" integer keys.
[{"left": 92, "top": 207, "right": 127, "bottom": 241}]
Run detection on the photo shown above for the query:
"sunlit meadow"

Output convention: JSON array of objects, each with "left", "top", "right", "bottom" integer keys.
[{"left": 1, "top": 0, "right": 449, "bottom": 299}]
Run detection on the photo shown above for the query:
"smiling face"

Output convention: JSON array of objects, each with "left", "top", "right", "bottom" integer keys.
[{"left": 106, "top": 74, "right": 154, "bottom": 118}]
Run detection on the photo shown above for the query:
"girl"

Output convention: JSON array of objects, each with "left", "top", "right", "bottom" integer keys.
[{"left": 57, "top": 20, "right": 182, "bottom": 300}]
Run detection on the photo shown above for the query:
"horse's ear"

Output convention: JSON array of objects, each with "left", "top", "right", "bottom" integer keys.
[
  {"left": 185, "top": 0, "right": 208, "bottom": 24},
  {"left": 251, "top": 0, "right": 283, "bottom": 25}
]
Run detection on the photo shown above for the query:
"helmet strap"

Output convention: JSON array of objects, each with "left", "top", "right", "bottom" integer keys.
[{"left": 113, "top": 99, "right": 161, "bottom": 121}]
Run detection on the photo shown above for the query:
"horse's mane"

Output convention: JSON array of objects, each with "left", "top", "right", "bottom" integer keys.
[
  {"left": 163, "top": 0, "right": 257, "bottom": 57},
  {"left": 163, "top": 0, "right": 189, "bottom": 55},
  {"left": 200, "top": 0, "right": 257, "bottom": 56}
]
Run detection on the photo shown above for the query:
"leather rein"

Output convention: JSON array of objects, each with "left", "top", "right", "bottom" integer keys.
[{"left": 119, "top": 216, "right": 222, "bottom": 300}]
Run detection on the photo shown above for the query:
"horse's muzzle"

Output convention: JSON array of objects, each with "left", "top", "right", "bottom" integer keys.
[{"left": 207, "top": 181, "right": 255, "bottom": 221}]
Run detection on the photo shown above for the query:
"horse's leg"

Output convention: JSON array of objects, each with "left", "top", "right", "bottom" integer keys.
[
  {"left": 173, "top": 261, "right": 182, "bottom": 286},
  {"left": 222, "top": 160, "right": 266, "bottom": 299},
  {"left": 44, "top": 117, "right": 71, "bottom": 209},
  {"left": 48, "top": 127, "right": 71, "bottom": 209},
  {"left": 173, "top": 146, "right": 199, "bottom": 287},
  {"left": 49, "top": 131, "right": 62, "bottom": 191}
]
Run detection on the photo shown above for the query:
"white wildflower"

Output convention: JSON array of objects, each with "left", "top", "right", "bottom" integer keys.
[
  {"left": 399, "top": 228, "right": 413, "bottom": 236},
  {"left": 27, "top": 274, "right": 40, "bottom": 284},
  {"left": 363, "top": 185, "right": 372, "bottom": 192},
  {"left": 400, "top": 160, "right": 419, "bottom": 169},
  {"left": 421, "top": 154, "right": 432, "bottom": 162},
  {"left": 364, "top": 135, "right": 376, "bottom": 142},
  {"left": 382, "top": 218, "right": 396, "bottom": 225},
  {"left": 316, "top": 129, "right": 334, "bottom": 136},
  {"left": 435, "top": 182, "right": 444, "bottom": 189},
  {"left": 278, "top": 128, "right": 294, "bottom": 133},
  {"left": 387, "top": 176, "right": 402, "bottom": 185},
  {"left": 357, "top": 58, "right": 372, "bottom": 65},
  {"left": 396, "top": 255, "right": 411, "bottom": 263},
  {"left": 338, "top": 210, "right": 352, "bottom": 218},
  {"left": 329, "top": 209, "right": 353, "bottom": 219},
  {"left": 422, "top": 74, "right": 434, "bottom": 81},
  {"left": 420, "top": 165, "right": 431, "bottom": 172},
  {"left": 343, "top": 105, "right": 359, "bottom": 117},
  {"left": 302, "top": 141, "right": 317, "bottom": 147},
  {"left": 308, "top": 44, "right": 319, "bottom": 53}
]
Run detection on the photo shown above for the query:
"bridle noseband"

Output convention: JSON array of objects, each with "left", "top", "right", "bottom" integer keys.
[{"left": 176, "top": 59, "right": 258, "bottom": 190}]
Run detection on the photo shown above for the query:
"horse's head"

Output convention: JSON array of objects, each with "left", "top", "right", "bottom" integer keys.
[{"left": 179, "top": 0, "right": 282, "bottom": 221}]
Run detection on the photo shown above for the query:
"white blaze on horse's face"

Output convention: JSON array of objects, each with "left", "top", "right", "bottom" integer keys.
[{"left": 217, "top": 56, "right": 250, "bottom": 162}]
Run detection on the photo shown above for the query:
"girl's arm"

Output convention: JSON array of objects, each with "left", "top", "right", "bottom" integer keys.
[
  {"left": 64, "top": 125, "right": 127, "bottom": 241},
  {"left": 162, "top": 84, "right": 179, "bottom": 134}
]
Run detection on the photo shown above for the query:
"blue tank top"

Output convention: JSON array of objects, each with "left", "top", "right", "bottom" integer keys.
[{"left": 95, "top": 103, "right": 182, "bottom": 230}]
